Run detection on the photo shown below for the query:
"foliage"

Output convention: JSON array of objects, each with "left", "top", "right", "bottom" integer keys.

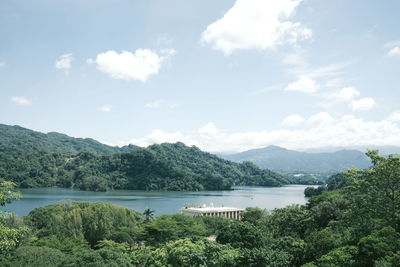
[
  {"left": 0, "top": 124, "right": 291, "bottom": 191},
  {"left": 304, "top": 185, "right": 327, "bottom": 197},
  {"left": 26, "top": 201, "right": 141, "bottom": 247},
  {"left": 216, "top": 220, "right": 265, "bottom": 249},
  {"left": 0, "top": 182, "right": 29, "bottom": 257},
  {"left": 144, "top": 214, "right": 207, "bottom": 245},
  {"left": 0, "top": 245, "right": 70, "bottom": 267},
  {"left": 312, "top": 245, "right": 359, "bottom": 267},
  {"left": 2, "top": 151, "right": 400, "bottom": 267},
  {"left": 143, "top": 208, "right": 155, "bottom": 223},
  {"left": 0, "top": 181, "right": 21, "bottom": 206}
]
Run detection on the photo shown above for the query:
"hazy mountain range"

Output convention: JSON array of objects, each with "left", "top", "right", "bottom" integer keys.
[{"left": 220, "top": 145, "right": 400, "bottom": 174}]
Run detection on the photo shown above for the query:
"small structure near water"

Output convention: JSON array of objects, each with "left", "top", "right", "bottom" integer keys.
[{"left": 181, "top": 203, "right": 244, "bottom": 220}]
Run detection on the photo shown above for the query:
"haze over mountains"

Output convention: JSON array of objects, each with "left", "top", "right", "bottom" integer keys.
[
  {"left": 220, "top": 145, "right": 397, "bottom": 174},
  {"left": 2, "top": 123, "right": 398, "bottom": 184}
]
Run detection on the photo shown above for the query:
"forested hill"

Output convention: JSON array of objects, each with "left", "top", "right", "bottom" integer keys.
[
  {"left": 222, "top": 145, "right": 371, "bottom": 174},
  {"left": 0, "top": 124, "right": 138, "bottom": 154},
  {"left": 0, "top": 124, "right": 290, "bottom": 191}
]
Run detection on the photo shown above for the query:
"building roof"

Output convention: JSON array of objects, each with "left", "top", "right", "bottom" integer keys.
[{"left": 181, "top": 206, "right": 244, "bottom": 213}]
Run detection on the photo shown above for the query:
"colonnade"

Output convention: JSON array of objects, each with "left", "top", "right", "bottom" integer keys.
[{"left": 201, "top": 210, "right": 241, "bottom": 220}]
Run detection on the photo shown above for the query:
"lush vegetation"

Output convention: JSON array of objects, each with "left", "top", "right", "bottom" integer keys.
[
  {"left": 1, "top": 150, "right": 400, "bottom": 266},
  {"left": 0, "top": 124, "right": 290, "bottom": 191},
  {"left": 0, "top": 124, "right": 136, "bottom": 155}
]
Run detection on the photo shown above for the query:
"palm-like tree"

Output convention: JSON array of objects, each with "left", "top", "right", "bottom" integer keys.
[{"left": 143, "top": 208, "right": 154, "bottom": 223}]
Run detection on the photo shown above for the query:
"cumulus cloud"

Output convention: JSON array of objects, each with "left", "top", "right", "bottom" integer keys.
[
  {"left": 350, "top": 97, "right": 376, "bottom": 111},
  {"left": 307, "top": 112, "right": 335, "bottom": 125},
  {"left": 89, "top": 49, "right": 175, "bottom": 82},
  {"left": 55, "top": 53, "right": 73, "bottom": 74},
  {"left": 387, "top": 46, "right": 400, "bottom": 57},
  {"left": 387, "top": 111, "right": 400, "bottom": 122},
  {"left": 281, "top": 114, "right": 305, "bottom": 127},
  {"left": 11, "top": 96, "right": 32, "bottom": 105},
  {"left": 144, "top": 99, "right": 177, "bottom": 109},
  {"left": 198, "top": 122, "right": 220, "bottom": 135},
  {"left": 97, "top": 104, "right": 112, "bottom": 112},
  {"left": 334, "top": 87, "right": 360, "bottom": 102},
  {"left": 284, "top": 76, "right": 319, "bottom": 93},
  {"left": 201, "top": 0, "right": 312, "bottom": 55},
  {"left": 129, "top": 112, "right": 400, "bottom": 153}
]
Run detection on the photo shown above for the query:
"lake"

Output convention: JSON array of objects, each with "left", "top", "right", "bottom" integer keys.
[{"left": 3, "top": 185, "right": 312, "bottom": 216}]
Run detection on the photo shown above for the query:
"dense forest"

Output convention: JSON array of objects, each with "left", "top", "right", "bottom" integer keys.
[
  {"left": 0, "top": 124, "right": 290, "bottom": 191},
  {"left": 1, "top": 150, "right": 399, "bottom": 266}
]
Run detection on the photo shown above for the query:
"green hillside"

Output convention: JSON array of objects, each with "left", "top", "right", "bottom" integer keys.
[
  {"left": 0, "top": 124, "right": 290, "bottom": 191},
  {"left": 0, "top": 124, "right": 136, "bottom": 154}
]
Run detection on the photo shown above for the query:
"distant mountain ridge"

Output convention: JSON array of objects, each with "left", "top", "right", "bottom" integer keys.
[
  {"left": 304, "top": 145, "right": 400, "bottom": 156},
  {"left": 0, "top": 124, "right": 290, "bottom": 191},
  {"left": 221, "top": 145, "right": 372, "bottom": 174}
]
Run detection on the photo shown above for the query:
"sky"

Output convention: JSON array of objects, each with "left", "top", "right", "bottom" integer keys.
[{"left": 1, "top": 0, "right": 400, "bottom": 153}]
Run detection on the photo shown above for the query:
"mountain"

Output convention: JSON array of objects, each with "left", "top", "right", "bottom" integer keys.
[
  {"left": 304, "top": 145, "right": 400, "bottom": 156},
  {"left": 221, "top": 145, "right": 371, "bottom": 174},
  {"left": 0, "top": 124, "right": 290, "bottom": 191},
  {"left": 0, "top": 124, "right": 138, "bottom": 154}
]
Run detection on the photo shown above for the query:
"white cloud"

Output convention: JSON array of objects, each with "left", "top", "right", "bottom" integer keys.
[
  {"left": 198, "top": 122, "right": 220, "bottom": 135},
  {"left": 55, "top": 53, "right": 73, "bottom": 74},
  {"left": 281, "top": 114, "right": 305, "bottom": 127},
  {"left": 350, "top": 97, "right": 376, "bottom": 111},
  {"left": 333, "top": 87, "right": 360, "bottom": 102},
  {"left": 97, "top": 104, "right": 112, "bottom": 112},
  {"left": 317, "top": 87, "right": 360, "bottom": 108},
  {"left": 0, "top": 61, "right": 6, "bottom": 68},
  {"left": 156, "top": 34, "right": 173, "bottom": 47},
  {"left": 201, "top": 0, "right": 312, "bottom": 55},
  {"left": 308, "top": 112, "right": 334, "bottom": 125},
  {"left": 387, "top": 46, "right": 400, "bottom": 57},
  {"left": 90, "top": 49, "right": 175, "bottom": 82},
  {"left": 284, "top": 75, "right": 319, "bottom": 93},
  {"left": 129, "top": 113, "right": 400, "bottom": 153},
  {"left": 144, "top": 99, "right": 177, "bottom": 109},
  {"left": 282, "top": 50, "right": 306, "bottom": 66},
  {"left": 387, "top": 111, "right": 400, "bottom": 122},
  {"left": 11, "top": 96, "right": 32, "bottom": 105}
]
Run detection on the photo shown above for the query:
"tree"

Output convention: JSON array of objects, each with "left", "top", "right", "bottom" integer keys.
[
  {"left": 238, "top": 248, "right": 292, "bottom": 267},
  {"left": 358, "top": 227, "right": 400, "bottom": 266},
  {"left": 143, "top": 208, "right": 154, "bottom": 223},
  {"left": 216, "top": 220, "right": 265, "bottom": 249},
  {"left": 344, "top": 152, "right": 400, "bottom": 237},
  {"left": 144, "top": 214, "right": 206, "bottom": 244},
  {"left": 263, "top": 205, "right": 310, "bottom": 238},
  {"left": 0, "top": 181, "right": 21, "bottom": 206},
  {"left": 313, "top": 246, "right": 358, "bottom": 267},
  {"left": 241, "top": 207, "right": 266, "bottom": 226},
  {"left": 362, "top": 151, "right": 400, "bottom": 230},
  {"left": 0, "top": 181, "right": 28, "bottom": 256},
  {"left": 0, "top": 246, "right": 69, "bottom": 267}
]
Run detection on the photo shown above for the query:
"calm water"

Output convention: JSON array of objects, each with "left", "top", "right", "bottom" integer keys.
[{"left": 3, "top": 185, "right": 312, "bottom": 216}]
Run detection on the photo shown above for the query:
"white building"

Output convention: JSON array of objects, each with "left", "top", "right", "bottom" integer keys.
[{"left": 181, "top": 205, "right": 244, "bottom": 220}]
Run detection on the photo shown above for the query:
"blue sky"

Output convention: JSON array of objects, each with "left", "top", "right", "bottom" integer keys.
[{"left": 1, "top": 0, "right": 400, "bottom": 153}]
